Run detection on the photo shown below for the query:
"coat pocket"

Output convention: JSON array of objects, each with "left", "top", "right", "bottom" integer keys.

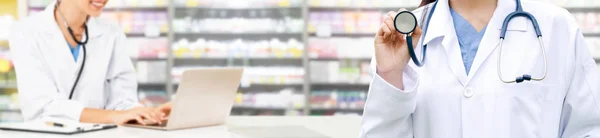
[{"left": 496, "top": 82, "right": 554, "bottom": 138}]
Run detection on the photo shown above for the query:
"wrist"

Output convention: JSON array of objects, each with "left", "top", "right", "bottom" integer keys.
[
  {"left": 377, "top": 66, "right": 405, "bottom": 90},
  {"left": 107, "top": 111, "right": 124, "bottom": 124},
  {"left": 377, "top": 65, "right": 404, "bottom": 77}
]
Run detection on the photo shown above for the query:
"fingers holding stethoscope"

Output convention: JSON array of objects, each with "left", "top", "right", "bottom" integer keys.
[
  {"left": 381, "top": 11, "right": 401, "bottom": 43},
  {"left": 378, "top": 9, "right": 424, "bottom": 47}
]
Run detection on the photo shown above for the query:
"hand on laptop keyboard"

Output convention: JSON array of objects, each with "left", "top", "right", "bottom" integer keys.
[{"left": 127, "top": 119, "right": 168, "bottom": 126}]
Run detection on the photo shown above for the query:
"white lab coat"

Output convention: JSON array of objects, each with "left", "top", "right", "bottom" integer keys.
[
  {"left": 361, "top": 0, "right": 600, "bottom": 138},
  {"left": 8, "top": 2, "right": 139, "bottom": 121}
]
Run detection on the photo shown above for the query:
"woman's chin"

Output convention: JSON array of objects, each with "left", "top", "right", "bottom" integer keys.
[
  {"left": 87, "top": 4, "right": 104, "bottom": 17},
  {"left": 87, "top": 11, "right": 103, "bottom": 17}
]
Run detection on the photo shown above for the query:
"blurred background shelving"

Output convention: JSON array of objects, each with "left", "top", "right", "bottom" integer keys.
[
  {"left": 0, "top": 0, "right": 20, "bottom": 123},
  {"left": 171, "top": 0, "right": 308, "bottom": 116},
  {"left": 1, "top": 0, "right": 600, "bottom": 122}
]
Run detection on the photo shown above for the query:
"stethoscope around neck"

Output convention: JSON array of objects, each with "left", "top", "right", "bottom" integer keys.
[
  {"left": 56, "top": 2, "right": 89, "bottom": 100},
  {"left": 392, "top": 0, "right": 547, "bottom": 84}
]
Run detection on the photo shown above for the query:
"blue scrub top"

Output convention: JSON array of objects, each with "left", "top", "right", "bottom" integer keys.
[
  {"left": 450, "top": 8, "right": 487, "bottom": 75},
  {"left": 68, "top": 44, "right": 81, "bottom": 62}
]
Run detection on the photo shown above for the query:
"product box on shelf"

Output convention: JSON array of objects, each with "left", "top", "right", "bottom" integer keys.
[
  {"left": 173, "top": 38, "right": 304, "bottom": 59},
  {"left": 30, "top": 0, "right": 169, "bottom": 8},
  {"left": 0, "top": 15, "right": 15, "bottom": 40},
  {"left": 586, "top": 37, "right": 600, "bottom": 59},
  {"left": 125, "top": 38, "right": 168, "bottom": 59},
  {"left": 310, "top": 61, "right": 371, "bottom": 84},
  {"left": 309, "top": 0, "right": 418, "bottom": 8},
  {"left": 171, "top": 66, "right": 305, "bottom": 86},
  {"left": 572, "top": 12, "right": 600, "bottom": 34},
  {"left": 106, "top": 0, "right": 169, "bottom": 7},
  {"left": 0, "top": 92, "right": 21, "bottom": 122},
  {"left": 310, "top": 91, "right": 366, "bottom": 110},
  {"left": 309, "top": 11, "right": 381, "bottom": 34},
  {"left": 173, "top": 17, "right": 304, "bottom": 33},
  {"left": 234, "top": 89, "right": 305, "bottom": 109},
  {"left": 540, "top": 0, "right": 599, "bottom": 7},
  {"left": 309, "top": 37, "right": 373, "bottom": 59},
  {"left": 102, "top": 11, "right": 169, "bottom": 34},
  {"left": 174, "top": 0, "right": 303, "bottom": 7},
  {"left": 136, "top": 61, "right": 167, "bottom": 83}
]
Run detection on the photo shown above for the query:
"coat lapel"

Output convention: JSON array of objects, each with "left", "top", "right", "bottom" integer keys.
[
  {"left": 421, "top": 0, "right": 468, "bottom": 86},
  {"left": 39, "top": 2, "right": 78, "bottom": 80},
  {"left": 466, "top": 0, "right": 529, "bottom": 84},
  {"left": 37, "top": 1, "right": 107, "bottom": 95}
]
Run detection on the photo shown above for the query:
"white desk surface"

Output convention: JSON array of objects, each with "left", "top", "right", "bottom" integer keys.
[{"left": 0, "top": 116, "right": 362, "bottom": 138}]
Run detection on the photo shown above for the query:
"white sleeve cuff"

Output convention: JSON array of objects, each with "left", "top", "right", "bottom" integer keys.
[
  {"left": 42, "top": 100, "right": 85, "bottom": 121},
  {"left": 369, "top": 66, "right": 420, "bottom": 103},
  {"left": 111, "top": 100, "right": 142, "bottom": 111}
]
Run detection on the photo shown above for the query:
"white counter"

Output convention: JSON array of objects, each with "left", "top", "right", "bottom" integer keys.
[{"left": 0, "top": 116, "right": 362, "bottom": 138}]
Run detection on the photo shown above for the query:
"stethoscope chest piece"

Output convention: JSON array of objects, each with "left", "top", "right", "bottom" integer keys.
[
  {"left": 393, "top": 10, "right": 427, "bottom": 67},
  {"left": 394, "top": 11, "right": 418, "bottom": 35}
]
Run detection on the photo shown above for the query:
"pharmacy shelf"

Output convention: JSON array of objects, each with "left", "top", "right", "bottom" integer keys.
[
  {"left": 310, "top": 107, "right": 363, "bottom": 112},
  {"left": 564, "top": 7, "right": 600, "bottom": 12},
  {"left": 240, "top": 84, "right": 304, "bottom": 92},
  {"left": 132, "top": 58, "right": 167, "bottom": 61},
  {"left": 173, "top": 83, "right": 303, "bottom": 87},
  {"left": 104, "top": 7, "right": 168, "bottom": 11},
  {"left": 309, "top": 32, "right": 375, "bottom": 38},
  {"left": 126, "top": 32, "right": 168, "bottom": 38},
  {"left": 139, "top": 82, "right": 166, "bottom": 86},
  {"left": 310, "top": 57, "right": 371, "bottom": 61},
  {"left": 173, "top": 83, "right": 303, "bottom": 91},
  {"left": 309, "top": 6, "right": 416, "bottom": 11},
  {"left": 312, "top": 83, "right": 369, "bottom": 86},
  {"left": 311, "top": 83, "right": 370, "bottom": 90},
  {"left": 309, "top": 6, "right": 600, "bottom": 12},
  {"left": 173, "top": 7, "right": 303, "bottom": 18},
  {"left": 240, "top": 83, "right": 303, "bottom": 88},
  {"left": 0, "top": 108, "right": 20, "bottom": 113},
  {"left": 173, "top": 57, "right": 303, "bottom": 66},
  {"left": 138, "top": 82, "right": 167, "bottom": 90},
  {"left": 28, "top": 6, "right": 168, "bottom": 11},
  {"left": 233, "top": 105, "right": 303, "bottom": 110},
  {"left": 310, "top": 32, "right": 600, "bottom": 38},
  {"left": 175, "top": 6, "right": 302, "bottom": 10},
  {"left": 174, "top": 32, "right": 303, "bottom": 40},
  {"left": 584, "top": 33, "right": 600, "bottom": 37},
  {"left": 0, "top": 84, "right": 17, "bottom": 89}
]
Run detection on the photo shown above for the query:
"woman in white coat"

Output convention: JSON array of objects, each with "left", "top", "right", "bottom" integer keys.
[
  {"left": 9, "top": 0, "right": 165, "bottom": 125},
  {"left": 362, "top": 0, "right": 600, "bottom": 137}
]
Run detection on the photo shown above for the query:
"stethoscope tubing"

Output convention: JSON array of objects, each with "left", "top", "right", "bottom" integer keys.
[
  {"left": 397, "top": 0, "right": 547, "bottom": 83},
  {"left": 56, "top": 2, "right": 88, "bottom": 100},
  {"left": 496, "top": 0, "right": 546, "bottom": 83},
  {"left": 497, "top": 37, "right": 547, "bottom": 83}
]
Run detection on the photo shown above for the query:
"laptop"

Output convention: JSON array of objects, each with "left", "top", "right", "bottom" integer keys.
[{"left": 124, "top": 68, "right": 243, "bottom": 130}]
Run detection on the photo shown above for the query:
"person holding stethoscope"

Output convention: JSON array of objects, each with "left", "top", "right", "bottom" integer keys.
[
  {"left": 362, "top": 0, "right": 600, "bottom": 137},
  {"left": 9, "top": 0, "right": 167, "bottom": 125}
]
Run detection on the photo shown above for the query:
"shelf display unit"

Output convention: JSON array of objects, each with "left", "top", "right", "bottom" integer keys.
[
  {"left": 0, "top": 0, "right": 20, "bottom": 123},
  {"left": 170, "top": 0, "right": 308, "bottom": 116},
  {"left": 305, "top": 0, "right": 418, "bottom": 115},
  {"left": 1, "top": 0, "right": 600, "bottom": 119}
]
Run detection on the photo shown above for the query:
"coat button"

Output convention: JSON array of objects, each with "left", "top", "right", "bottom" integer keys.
[{"left": 463, "top": 88, "right": 473, "bottom": 98}]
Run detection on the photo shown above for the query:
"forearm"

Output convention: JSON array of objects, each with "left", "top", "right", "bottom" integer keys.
[{"left": 80, "top": 108, "right": 121, "bottom": 124}]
